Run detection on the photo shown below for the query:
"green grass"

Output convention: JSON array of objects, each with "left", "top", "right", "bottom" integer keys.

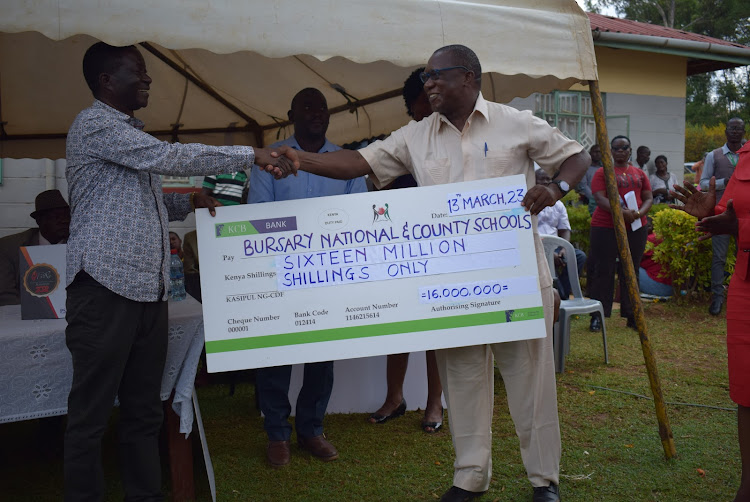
[{"left": 0, "top": 300, "right": 739, "bottom": 501}]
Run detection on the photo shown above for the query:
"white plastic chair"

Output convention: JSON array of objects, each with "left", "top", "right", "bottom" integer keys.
[{"left": 540, "top": 234, "right": 608, "bottom": 373}]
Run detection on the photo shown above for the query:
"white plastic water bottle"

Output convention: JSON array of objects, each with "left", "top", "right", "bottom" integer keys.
[{"left": 169, "top": 249, "right": 186, "bottom": 301}]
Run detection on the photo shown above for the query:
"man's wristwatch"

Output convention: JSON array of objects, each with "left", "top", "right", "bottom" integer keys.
[{"left": 550, "top": 179, "right": 571, "bottom": 197}]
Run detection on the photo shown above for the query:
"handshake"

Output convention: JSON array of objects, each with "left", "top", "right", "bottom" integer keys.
[{"left": 255, "top": 146, "right": 300, "bottom": 179}]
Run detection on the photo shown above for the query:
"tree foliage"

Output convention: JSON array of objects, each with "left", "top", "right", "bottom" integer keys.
[
  {"left": 593, "top": 0, "right": 745, "bottom": 35},
  {"left": 684, "top": 123, "right": 727, "bottom": 161}
]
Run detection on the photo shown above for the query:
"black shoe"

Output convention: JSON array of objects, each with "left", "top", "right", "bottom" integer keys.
[
  {"left": 533, "top": 483, "right": 561, "bottom": 502},
  {"left": 626, "top": 316, "right": 636, "bottom": 330},
  {"left": 709, "top": 297, "right": 723, "bottom": 316},
  {"left": 439, "top": 486, "right": 485, "bottom": 502},
  {"left": 589, "top": 315, "right": 601, "bottom": 332},
  {"left": 368, "top": 398, "right": 406, "bottom": 424}
]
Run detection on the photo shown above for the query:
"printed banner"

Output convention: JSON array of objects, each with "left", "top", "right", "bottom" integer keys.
[
  {"left": 19, "top": 244, "right": 66, "bottom": 319},
  {"left": 196, "top": 175, "right": 545, "bottom": 372}
]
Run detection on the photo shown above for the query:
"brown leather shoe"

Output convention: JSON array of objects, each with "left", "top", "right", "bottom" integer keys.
[
  {"left": 266, "top": 440, "right": 291, "bottom": 467},
  {"left": 298, "top": 434, "right": 339, "bottom": 461}
]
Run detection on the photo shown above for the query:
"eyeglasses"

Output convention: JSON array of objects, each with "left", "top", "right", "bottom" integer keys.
[
  {"left": 727, "top": 126, "right": 745, "bottom": 132},
  {"left": 419, "top": 66, "right": 471, "bottom": 83},
  {"left": 611, "top": 145, "right": 631, "bottom": 151}
]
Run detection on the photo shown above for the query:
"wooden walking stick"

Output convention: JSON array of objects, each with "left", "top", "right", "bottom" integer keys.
[{"left": 587, "top": 80, "right": 676, "bottom": 459}]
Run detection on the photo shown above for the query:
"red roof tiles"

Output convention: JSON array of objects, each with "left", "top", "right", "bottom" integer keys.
[{"left": 587, "top": 12, "right": 747, "bottom": 50}]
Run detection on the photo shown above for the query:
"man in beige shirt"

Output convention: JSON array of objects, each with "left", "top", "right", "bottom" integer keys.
[{"left": 273, "top": 45, "right": 588, "bottom": 502}]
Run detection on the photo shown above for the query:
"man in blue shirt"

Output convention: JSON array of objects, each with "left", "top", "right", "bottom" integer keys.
[{"left": 249, "top": 88, "right": 367, "bottom": 467}]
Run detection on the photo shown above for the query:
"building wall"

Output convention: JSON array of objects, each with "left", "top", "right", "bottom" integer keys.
[
  {"left": 606, "top": 93, "right": 686, "bottom": 179},
  {"left": 570, "top": 47, "right": 687, "bottom": 177},
  {"left": 508, "top": 90, "right": 686, "bottom": 182},
  {"left": 572, "top": 46, "right": 688, "bottom": 98}
]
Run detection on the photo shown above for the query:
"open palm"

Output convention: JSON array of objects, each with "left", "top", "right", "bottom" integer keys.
[{"left": 670, "top": 177, "right": 716, "bottom": 220}]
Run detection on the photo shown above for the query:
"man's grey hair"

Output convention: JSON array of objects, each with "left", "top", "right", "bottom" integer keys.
[
  {"left": 434, "top": 44, "right": 482, "bottom": 86},
  {"left": 728, "top": 116, "right": 745, "bottom": 126}
]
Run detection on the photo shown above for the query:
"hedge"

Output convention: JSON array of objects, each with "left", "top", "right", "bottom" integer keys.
[{"left": 649, "top": 208, "right": 735, "bottom": 296}]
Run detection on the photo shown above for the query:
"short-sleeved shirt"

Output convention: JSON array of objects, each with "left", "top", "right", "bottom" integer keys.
[
  {"left": 203, "top": 171, "right": 248, "bottom": 205},
  {"left": 537, "top": 201, "right": 571, "bottom": 236},
  {"left": 590, "top": 164, "right": 651, "bottom": 229},
  {"left": 359, "top": 93, "right": 584, "bottom": 289}
]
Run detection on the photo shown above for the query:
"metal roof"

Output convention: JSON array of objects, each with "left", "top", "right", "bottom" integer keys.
[
  {"left": 587, "top": 12, "right": 750, "bottom": 74},
  {"left": 588, "top": 12, "right": 747, "bottom": 49}
]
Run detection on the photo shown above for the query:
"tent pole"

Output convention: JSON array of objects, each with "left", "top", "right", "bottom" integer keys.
[{"left": 587, "top": 79, "right": 676, "bottom": 460}]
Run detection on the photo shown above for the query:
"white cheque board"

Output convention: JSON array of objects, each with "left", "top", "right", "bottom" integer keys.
[{"left": 196, "top": 175, "right": 545, "bottom": 372}]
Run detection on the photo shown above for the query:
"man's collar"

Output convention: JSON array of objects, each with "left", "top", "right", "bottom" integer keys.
[
  {"left": 93, "top": 100, "right": 144, "bottom": 128},
  {"left": 282, "top": 135, "right": 337, "bottom": 154},
  {"left": 723, "top": 142, "right": 745, "bottom": 154},
  {"left": 437, "top": 92, "right": 489, "bottom": 129},
  {"left": 473, "top": 92, "right": 489, "bottom": 121},
  {"left": 93, "top": 99, "right": 129, "bottom": 119}
]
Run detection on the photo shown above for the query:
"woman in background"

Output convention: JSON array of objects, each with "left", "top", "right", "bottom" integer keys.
[
  {"left": 367, "top": 68, "right": 444, "bottom": 433},
  {"left": 649, "top": 155, "right": 677, "bottom": 204},
  {"left": 586, "top": 135, "right": 653, "bottom": 331}
]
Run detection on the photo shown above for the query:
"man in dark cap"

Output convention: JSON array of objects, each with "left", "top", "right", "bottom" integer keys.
[{"left": 0, "top": 189, "right": 70, "bottom": 305}]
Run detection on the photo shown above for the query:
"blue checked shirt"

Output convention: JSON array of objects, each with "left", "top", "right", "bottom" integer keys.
[{"left": 66, "top": 100, "right": 256, "bottom": 302}]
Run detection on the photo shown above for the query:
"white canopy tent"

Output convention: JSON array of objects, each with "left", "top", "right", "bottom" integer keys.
[
  {"left": 2, "top": 0, "right": 680, "bottom": 470},
  {"left": 1, "top": 0, "right": 598, "bottom": 159}
]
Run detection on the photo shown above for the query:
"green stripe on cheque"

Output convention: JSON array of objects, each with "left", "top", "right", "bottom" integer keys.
[{"left": 206, "top": 306, "right": 544, "bottom": 354}]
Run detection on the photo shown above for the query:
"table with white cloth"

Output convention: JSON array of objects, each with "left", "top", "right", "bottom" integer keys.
[
  {"left": 0, "top": 296, "right": 204, "bottom": 433},
  {"left": 0, "top": 296, "right": 208, "bottom": 501}
]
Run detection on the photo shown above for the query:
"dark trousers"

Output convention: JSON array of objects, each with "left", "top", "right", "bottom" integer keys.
[
  {"left": 587, "top": 226, "right": 648, "bottom": 318},
  {"left": 64, "top": 271, "right": 167, "bottom": 502},
  {"left": 711, "top": 234, "right": 731, "bottom": 298},
  {"left": 256, "top": 361, "right": 334, "bottom": 441}
]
